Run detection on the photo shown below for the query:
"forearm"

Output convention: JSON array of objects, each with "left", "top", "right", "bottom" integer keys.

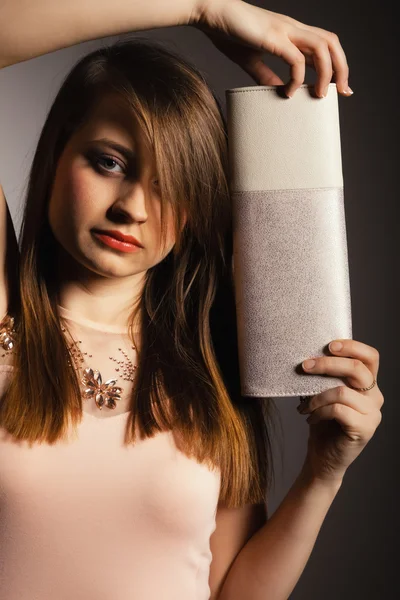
[
  {"left": 0, "top": 0, "right": 200, "bottom": 68},
  {"left": 219, "top": 466, "right": 343, "bottom": 600}
]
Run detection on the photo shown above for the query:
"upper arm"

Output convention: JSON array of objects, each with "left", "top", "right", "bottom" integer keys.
[
  {"left": 0, "top": 183, "right": 19, "bottom": 321},
  {"left": 208, "top": 500, "right": 268, "bottom": 600}
]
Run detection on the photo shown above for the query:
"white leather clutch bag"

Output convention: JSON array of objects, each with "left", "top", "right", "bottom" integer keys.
[{"left": 225, "top": 83, "right": 352, "bottom": 398}]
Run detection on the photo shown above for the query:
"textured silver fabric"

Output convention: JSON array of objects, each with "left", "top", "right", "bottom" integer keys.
[{"left": 232, "top": 187, "right": 352, "bottom": 398}]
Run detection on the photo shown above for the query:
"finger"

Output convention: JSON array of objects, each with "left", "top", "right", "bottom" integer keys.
[
  {"left": 271, "top": 37, "right": 306, "bottom": 98},
  {"left": 282, "top": 16, "right": 351, "bottom": 96},
  {"left": 305, "top": 26, "right": 351, "bottom": 96},
  {"left": 311, "top": 43, "right": 333, "bottom": 98},
  {"left": 289, "top": 29, "right": 333, "bottom": 98},
  {"left": 305, "top": 403, "right": 381, "bottom": 442},
  {"left": 302, "top": 356, "right": 376, "bottom": 392},
  {"left": 298, "top": 385, "right": 372, "bottom": 416},
  {"left": 327, "top": 339, "right": 380, "bottom": 380}
]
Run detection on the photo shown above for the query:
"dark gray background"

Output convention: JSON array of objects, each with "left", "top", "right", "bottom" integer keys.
[{"left": 0, "top": 1, "right": 396, "bottom": 597}]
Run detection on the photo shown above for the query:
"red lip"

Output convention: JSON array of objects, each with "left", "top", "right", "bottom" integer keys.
[{"left": 94, "top": 229, "right": 144, "bottom": 248}]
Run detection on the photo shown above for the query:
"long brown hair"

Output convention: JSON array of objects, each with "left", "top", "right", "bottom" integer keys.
[{"left": 1, "top": 37, "right": 282, "bottom": 508}]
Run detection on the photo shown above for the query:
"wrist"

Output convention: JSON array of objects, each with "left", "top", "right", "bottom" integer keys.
[
  {"left": 298, "top": 461, "right": 344, "bottom": 494},
  {"left": 188, "top": 0, "right": 206, "bottom": 26},
  {"left": 189, "top": 0, "right": 228, "bottom": 27}
]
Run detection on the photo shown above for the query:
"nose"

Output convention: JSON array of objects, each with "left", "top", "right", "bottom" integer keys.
[{"left": 109, "top": 181, "right": 150, "bottom": 224}]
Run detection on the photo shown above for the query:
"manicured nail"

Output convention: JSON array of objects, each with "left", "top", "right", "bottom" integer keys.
[
  {"left": 303, "top": 359, "right": 316, "bottom": 370},
  {"left": 329, "top": 341, "right": 343, "bottom": 352},
  {"left": 343, "top": 86, "right": 354, "bottom": 95}
]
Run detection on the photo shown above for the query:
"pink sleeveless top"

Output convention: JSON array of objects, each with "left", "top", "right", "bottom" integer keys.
[{"left": 0, "top": 305, "right": 221, "bottom": 600}]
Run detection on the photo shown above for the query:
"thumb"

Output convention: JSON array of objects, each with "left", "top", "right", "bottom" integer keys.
[{"left": 243, "top": 57, "right": 284, "bottom": 86}]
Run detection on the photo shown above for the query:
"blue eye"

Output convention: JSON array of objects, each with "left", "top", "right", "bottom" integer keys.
[
  {"left": 91, "top": 152, "right": 160, "bottom": 187},
  {"left": 94, "top": 153, "right": 125, "bottom": 174}
]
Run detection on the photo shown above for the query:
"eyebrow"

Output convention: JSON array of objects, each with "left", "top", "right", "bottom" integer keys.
[{"left": 88, "top": 138, "right": 136, "bottom": 161}]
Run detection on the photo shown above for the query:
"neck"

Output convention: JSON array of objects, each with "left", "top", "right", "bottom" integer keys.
[{"left": 54, "top": 244, "right": 145, "bottom": 330}]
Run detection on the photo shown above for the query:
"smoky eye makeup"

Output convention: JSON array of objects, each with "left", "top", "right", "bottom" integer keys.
[
  {"left": 84, "top": 144, "right": 159, "bottom": 186},
  {"left": 93, "top": 152, "right": 125, "bottom": 174},
  {"left": 85, "top": 147, "right": 127, "bottom": 174}
]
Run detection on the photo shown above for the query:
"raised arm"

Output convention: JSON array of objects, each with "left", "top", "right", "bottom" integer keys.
[
  {"left": 0, "top": 0, "right": 199, "bottom": 68},
  {"left": 0, "top": 1, "right": 351, "bottom": 98}
]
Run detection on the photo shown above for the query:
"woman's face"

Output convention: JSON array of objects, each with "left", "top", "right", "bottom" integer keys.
[{"left": 48, "top": 93, "right": 179, "bottom": 284}]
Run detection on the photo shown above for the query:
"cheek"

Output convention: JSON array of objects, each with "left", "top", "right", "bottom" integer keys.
[{"left": 48, "top": 165, "right": 99, "bottom": 235}]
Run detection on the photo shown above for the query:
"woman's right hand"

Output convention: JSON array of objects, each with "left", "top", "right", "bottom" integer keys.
[{"left": 190, "top": 0, "right": 351, "bottom": 99}]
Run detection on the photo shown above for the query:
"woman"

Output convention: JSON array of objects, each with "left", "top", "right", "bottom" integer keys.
[{"left": 0, "top": 1, "right": 383, "bottom": 599}]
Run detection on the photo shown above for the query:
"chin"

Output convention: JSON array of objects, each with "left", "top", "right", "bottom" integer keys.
[
  {"left": 57, "top": 242, "right": 123, "bottom": 279},
  {"left": 82, "top": 253, "right": 143, "bottom": 279}
]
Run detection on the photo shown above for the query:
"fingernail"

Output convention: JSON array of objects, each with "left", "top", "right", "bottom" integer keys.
[
  {"left": 302, "top": 359, "right": 316, "bottom": 370},
  {"left": 329, "top": 341, "right": 343, "bottom": 352},
  {"left": 343, "top": 86, "right": 354, "bottom": 95}
]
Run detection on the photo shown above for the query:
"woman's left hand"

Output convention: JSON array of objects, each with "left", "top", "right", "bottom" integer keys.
[{"left": 297, "top": 339, "right": 384, "bottom": 485}]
